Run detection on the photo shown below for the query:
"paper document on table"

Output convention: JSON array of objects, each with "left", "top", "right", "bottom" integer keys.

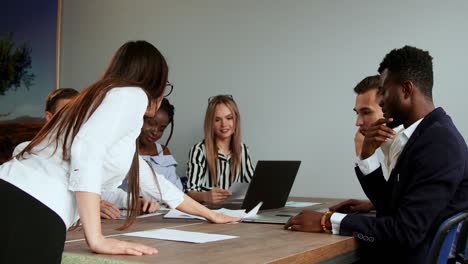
[
  {"left": 285, "top": 201, "right": 321, "bottom": 208},
  {"left": 163, "top": 202, "right": 263, "bottom": 220},
  {"left": 163, "top": 209, "right": 207, "bottom": 220},
  {"left": 117, "top": 211, "right": 164, "bottom": 220},
  {"left": 227, "top": 182, "right": 249, "bottom": 200},
  {"left": 122, "top": 228, "right": 238, "bottom": 243},
  {"left": 215, "top": 201, "right": 262, "bottom": 219},
  {"left": 244, "top": 201, "right": 263, "bottom": 218}
]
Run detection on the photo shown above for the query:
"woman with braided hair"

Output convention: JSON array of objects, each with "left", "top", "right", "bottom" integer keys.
[{"left": 138, "top": 98, "right": 183, "bottom": 190}]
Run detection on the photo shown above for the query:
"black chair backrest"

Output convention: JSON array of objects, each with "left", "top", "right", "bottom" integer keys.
[
  {"left": 428, "top": 211, "right": 468, "bottom": 264},
  {"left": 454, "top": 217, "right": 468, "bottom": 263}
]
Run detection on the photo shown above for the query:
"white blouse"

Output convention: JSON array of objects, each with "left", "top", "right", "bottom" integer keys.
[
  {"left": 101, "top": 156, "right": 184, "bottom": 209},
  {"left": 141, "top": 143, "right": 183, "bottom": 190},
  {"left": 0, "top": 87, "right": 178, "bottom": 228}
]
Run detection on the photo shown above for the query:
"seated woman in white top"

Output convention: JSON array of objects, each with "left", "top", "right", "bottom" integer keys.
[
  {"left": 186, "top": 95, "right": 255, "bottom": 204},
  {"left": 138, "top": 98, "right": 183, "bottom": 190},
  {"left": 0, "top": 41, "right": 238, "bottom": 263}
]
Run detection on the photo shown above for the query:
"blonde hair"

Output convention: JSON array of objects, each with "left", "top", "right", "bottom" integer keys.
[{"left": 204, "top": 96, "right": 241, "bottom": 186}]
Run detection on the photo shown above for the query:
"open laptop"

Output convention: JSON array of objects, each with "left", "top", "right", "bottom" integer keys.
[{"left": 220, "top": 160, "right": 301, "bottom": 223}]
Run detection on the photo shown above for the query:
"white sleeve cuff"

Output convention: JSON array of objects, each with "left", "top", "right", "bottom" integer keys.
[
  {"left": 330, "top": 212, "right": 347, "bottom": 235},
  {"left": 356, "top": 153, "right": 380, "bottom": 176},
  {"left": 101, "top": 188, "right": 128, "bottom": 209}
]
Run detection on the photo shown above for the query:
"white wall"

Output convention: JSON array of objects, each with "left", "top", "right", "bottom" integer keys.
[{"left": 60, "top": 0, "right": 468, "bottom": 199}]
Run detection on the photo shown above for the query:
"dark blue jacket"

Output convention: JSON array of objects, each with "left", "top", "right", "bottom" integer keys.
[{"left": 341, "top": 107, "right": 468, "bottom": 263}]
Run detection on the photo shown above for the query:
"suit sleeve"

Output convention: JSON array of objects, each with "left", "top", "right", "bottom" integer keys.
[{"left": 355, "top": 166, "right": 391, "bottom": 213}]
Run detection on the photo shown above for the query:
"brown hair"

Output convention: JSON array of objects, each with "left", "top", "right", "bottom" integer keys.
[
  {"left": 353, "top": 75, "right": 380, "bottom": 95},
  {"left": 203, "top": 96, "right": 241, "bottom": 186},
  {"left": 17, "top": 40, "right": 168, "bottom": 230},
  {"left": 45, "top": 88, "right": 79, "bottom": 113}
]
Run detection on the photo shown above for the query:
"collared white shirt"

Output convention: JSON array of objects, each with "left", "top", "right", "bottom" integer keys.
[
  {"left": 13, "top": 141, "right": 30, "bottom": 157},
  {"left": 101, "top": 156, "right": 184, "bottom": 209},
  {"left": 380, "top": 125, "right": 405, "bottom": 175},
  {"left": 331, "top": 120, "right": 423, "bottom": 235},
  {"left": 17, "top": 143, "right": 184, "bottom": 210},
  {"left": 356, "top": 122, "right": 420, "bottom": 177},
  {"left": 357, "top": 125, "right": 405, "bottom": 180},
  {"left": 0, "top": 87, "right": 162, "bottom": 228}
]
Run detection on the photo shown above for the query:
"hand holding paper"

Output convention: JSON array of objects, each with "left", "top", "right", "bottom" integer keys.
[
  {"left": 226, "top": 182, "right": 250, "bottom": 200},
  {"left": 205, "top": 188, "right": 232, "bottom": 204}
]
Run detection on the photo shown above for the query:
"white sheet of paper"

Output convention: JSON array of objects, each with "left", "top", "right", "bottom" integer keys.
[
  {"left": 285, "top": 201, "right": 321, "bottom": 208},
  {"left": 117, "top": 211, "right": 164, "bottom": 220},
  {"left": 214, "top": 208, "right": 247, "bottom": 219},
  {"left": 163, "top": 202, "right": 263, "bottom": 220},
  {"left": 122, "top": 228, "right": 238, "bottom": 243},
  {"left": 163, "top": 209, "right": 207, "bottom": 220},
  {"left": 244, "top": 201, "right": 263, "bottom": 218},
  {"left": 227, "top": 182, "right": 250, "bottom": 200}
]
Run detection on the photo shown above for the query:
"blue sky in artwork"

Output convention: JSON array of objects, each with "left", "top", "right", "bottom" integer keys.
[{"left": 0, "top": 0, "right": 57, "bottom": 120}]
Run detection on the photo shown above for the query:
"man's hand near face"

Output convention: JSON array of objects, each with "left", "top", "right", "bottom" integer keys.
[{"left": 360, "top": 118, "right": 395, "bottom": 159}]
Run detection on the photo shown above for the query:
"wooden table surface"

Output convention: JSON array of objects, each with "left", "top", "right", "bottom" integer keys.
[{"left": 63, "top": 197, "right": 358, "bottom": 264}]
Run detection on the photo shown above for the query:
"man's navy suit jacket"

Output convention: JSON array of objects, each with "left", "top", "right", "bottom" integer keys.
[{"left": 342, "top": 107, "right": 468, "bottom": 263}]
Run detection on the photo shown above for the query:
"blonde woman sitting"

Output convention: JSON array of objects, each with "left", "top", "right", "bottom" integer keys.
[{"left": 186, "top": 95, "right": 254, "bottom": 204}]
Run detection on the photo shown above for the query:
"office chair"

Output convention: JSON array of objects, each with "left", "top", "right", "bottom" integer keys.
[
  {"left": 453, "top": 218, "right": 468, "bottom": 264},
  {"left": 428, "top": 211, "right": 468, "bottom": 264}
]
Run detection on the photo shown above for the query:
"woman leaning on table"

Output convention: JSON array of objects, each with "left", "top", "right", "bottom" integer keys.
[{"left": 0, "top": 40, "right": 238, "bottom": 263}]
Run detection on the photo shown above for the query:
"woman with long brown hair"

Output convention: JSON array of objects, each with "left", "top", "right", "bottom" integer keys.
[
  {"left": 0, "top": 40, "right": 237, "bottom": 263},
  {"left": 186, "top": 95, "right": 255, "bottom": 204}
]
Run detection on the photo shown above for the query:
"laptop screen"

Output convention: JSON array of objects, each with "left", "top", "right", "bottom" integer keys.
[{"left": 241, "top": 160, "right": 301, "bottom": 212}]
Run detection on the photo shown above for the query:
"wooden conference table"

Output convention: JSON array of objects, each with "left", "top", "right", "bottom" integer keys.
[{"left": 63, "top": 197, "right": 359, "bottom": 264}]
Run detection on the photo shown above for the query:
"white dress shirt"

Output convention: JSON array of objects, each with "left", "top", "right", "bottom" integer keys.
[
  {"left": 12, "top": 141, "right": 30, "bottom": 157},
  {"left": 331, "top": 121, "right": 423, "bottom": 234},
  {"left": 0, "top": 87, "right": 161, "bottom": 228},
  {"left": 17, "top": 144, "right": 184, "bottom": 210},
  {"left": 101, "top": 157, "right": 184, "bottom": 209},
  {"left": 142, "top": 143, "right": 183, "bottom": 190},
  {"left": 356, "top": 123, "right": 418, "bottom": 176}
]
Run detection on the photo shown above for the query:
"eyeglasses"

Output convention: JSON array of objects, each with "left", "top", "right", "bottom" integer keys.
[
  {"left": 164, "top": 81, "right": 174, "bottom": 97},
  {"left": 208, "top": 94, "right": 233, "bottom": 102}
]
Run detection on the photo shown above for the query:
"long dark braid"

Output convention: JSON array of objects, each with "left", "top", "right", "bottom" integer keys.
[{"left": 159, "top": 98, "right": 174, "bottom": 153}]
